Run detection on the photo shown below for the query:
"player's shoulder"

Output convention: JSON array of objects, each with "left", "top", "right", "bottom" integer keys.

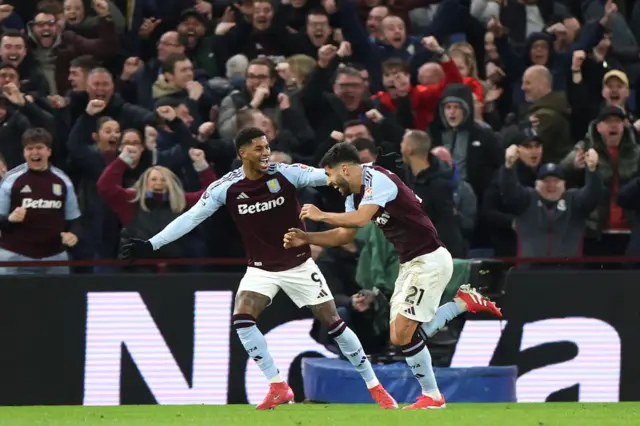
[
  {"left": 1, "top": 164, "right": 29, "bottom": 187},
  {"left": 208, "top": 167, "right": 245, "bottom": 193},
  {"left": 364, "top": 165, "right": 396, "bottom": 188},
  {"left": 267, "top": 162, "right": 313, "bottom": 175},
  {"left": 49, "top": 166, "right": 74, "bottom": 185}
]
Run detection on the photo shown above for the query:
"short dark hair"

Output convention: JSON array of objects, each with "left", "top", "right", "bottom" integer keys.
[
  {"left": 122, "top": 128, "right": 142, "bottom": 141},
  {"left": 334, "top": 66, "right": 362, "bottom": 83},
  {"left": 162, "top": 53, "right": 189, "bottom": 74},
  {"left": 22, "top": 128, "right": 52, "bottom": 148},
  {"left": 346, "top": 62, "right": 366, "bottom": 72},
  {"left": 307, "top": 8, "right": 329, "bottom": 19},
  {"left": 37, "top": 0, "right": 63, "bottom": 15},
  {"left": 0, "top": 63, "right": 19, "bottom": 75},
  {"left": 247, "top": 57, "right": 276, "bottom": 79},
  {"left": 70, "top": 55, "right": 98, "bottom": 71},
  {"left": 319, "top": 142, "right": 361, "bottom": 168},
  {"left": 96, "top": 116, "right": 116, "bottom": 131},
  {"left": 1, "top": 29, "right": 26, "bottom": 45},
  {"left": 382, "top": 58, "right": 410, "bottom": 75},
  {"left": 234, "top": 126, "right": 267, "bottom": 153},
  {"left": 154, "top": 96, "right": 187, "bottom": 110},
  {"left": 352, "top": 138, "right": 376, "bottom": 154},
  {"left": 343, "top": 119, "right": 367, "bottom": 131}
]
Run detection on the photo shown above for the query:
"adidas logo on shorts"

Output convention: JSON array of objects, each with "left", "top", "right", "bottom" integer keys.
[
  {"left": 404, "top": 307, "right": 416, "bottom": 315},
  {"left": 317, "top": 289, "right": 329, "bottom": 298}
]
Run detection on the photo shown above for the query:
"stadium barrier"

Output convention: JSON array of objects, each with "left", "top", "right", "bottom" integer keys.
[
  {"left": 303, "top": 359, "right": 518, "bottom": 403},
  {"left": 0, "top": 267, "right": 637, "bottom": 405}
]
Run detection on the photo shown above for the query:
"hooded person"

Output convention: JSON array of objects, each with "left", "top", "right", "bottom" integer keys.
[{"left": 430, "top": 83, "right": 502, "bottom": 203}]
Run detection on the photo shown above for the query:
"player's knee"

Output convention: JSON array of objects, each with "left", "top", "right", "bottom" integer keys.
[
  {"left": 390, "top": 329, "right": 412, "bottom": 346},
  {"left": 233, "top": 291, "right": 269, "bottom": 317},
  {"left": 389, "top": 321, "right": 414, "bottom": 346},
  {"left": 310, "top": 301, "right": 341, "bottom": 326}
]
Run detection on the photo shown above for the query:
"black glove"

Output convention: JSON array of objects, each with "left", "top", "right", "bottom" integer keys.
[{"left": 121, "top": 238, "right": 153, "bottom": 261}]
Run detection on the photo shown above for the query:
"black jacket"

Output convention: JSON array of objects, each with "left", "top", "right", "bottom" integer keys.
[
  {"left": 403, "top": 154, "right": 466, "bottom": 258},
  {"left": 430, "top": 83, "right": 503, "bottom": 203},
  {"left": 481, "top": 161, "right": 538, "bottom": 257}
]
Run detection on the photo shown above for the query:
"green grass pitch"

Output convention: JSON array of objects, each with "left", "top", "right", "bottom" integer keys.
[{"left": 0, "top": 403, "right": 638, "bottom": 426}]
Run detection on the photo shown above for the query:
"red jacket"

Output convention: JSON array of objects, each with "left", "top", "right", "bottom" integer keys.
[
  {"left": 463, "top": 76, "right": 485, "bottom": 106},
  {"left": 372, "top": 58, "right": 463, "bottom": 130}
]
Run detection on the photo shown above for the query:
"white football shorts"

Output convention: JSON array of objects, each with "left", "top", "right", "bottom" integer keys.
[
  {"left": 390, "top": 246, "right": 454, "bottom": 323},
  {"left": 237, "top": 258, "right": 334, "bottom": 307}
]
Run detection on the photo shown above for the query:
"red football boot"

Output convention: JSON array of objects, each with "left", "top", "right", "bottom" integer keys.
[
  {"left": 403, "top": 394, "right": 447, "bottom": 410},
  {"left": 369, "top": 384, "right": 398, "bottom": 409},
  {"left": 455, "top": 284, "right": 502, "bottom": 317},
  {"left": 255, "top": 382, "right": 295, "bottom": 410}
]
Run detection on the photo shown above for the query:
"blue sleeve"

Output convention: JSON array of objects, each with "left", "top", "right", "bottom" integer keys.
[
  {"left": 64, "top": 181, "right": 81, "bottom": 220},
  {"left": 149, "top": 178, "right": 228, "bottom": 250},
  {"left": 0, "top": 177, "right": 13, "bottom": 216},
  {"left": 345, "top": 195, "right": 356, "bottom": 213},
  {"left": 51, "top": 168, "right": 81, "bottom": 220},
  {"left": 359, "top": 171, "right": 398, "bottom": 208},
  {"left": 276, "top": 163, "right": 327, "bottom": 188}
]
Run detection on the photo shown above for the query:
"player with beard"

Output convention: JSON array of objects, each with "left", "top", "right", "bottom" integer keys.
[
  {"left": 284, "top": 140, "right": 502, "bottom": 410},
  {"left": 121, "top": 127, "right": 397, "bottom": 410}
]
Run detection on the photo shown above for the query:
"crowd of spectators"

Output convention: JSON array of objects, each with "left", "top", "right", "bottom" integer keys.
[{"left": 0, "top": 0, "right": 638, "bottom": 287}]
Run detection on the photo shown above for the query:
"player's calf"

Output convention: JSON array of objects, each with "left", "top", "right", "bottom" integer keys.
[
  {"left": 313, "top": 301, "right": 397, "bottom": 408},
  {"left": 391, "top": 315, "right": 445, "bottom": 409},
  {"left": 232, "top": 299, "right": 293, "bottom": 410}
]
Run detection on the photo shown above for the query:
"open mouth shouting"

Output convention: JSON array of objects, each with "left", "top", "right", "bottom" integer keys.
[
  {"left": 259, "top": 156, "right": 269, "bottom": 170},
  {"left": 38, "top": 31, "right": 55, "bottom": 46},
  {"left": 28, "top": 155, "right": 44, "bottom": 168}
]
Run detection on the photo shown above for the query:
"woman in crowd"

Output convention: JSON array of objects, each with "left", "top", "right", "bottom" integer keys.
[
  {"left": 449, "top": 41, "right": 504, "bottom": 129},
  {"left": 97, "top": 144, "right": 215, "bottom": 270}
]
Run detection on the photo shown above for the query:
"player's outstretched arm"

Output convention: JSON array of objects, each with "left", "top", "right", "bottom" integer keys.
[
  {"left": 148, "top": 185, "right": 224, "bottom": 250},
  {"left": 300, "top": 203, "right": 379, "bottom": 228},
  {"left": 284, "top": 227, "right": 357, "bottom": 249},
  {"left": 276, "top": 163, "right": 327, "bottom": 188}
]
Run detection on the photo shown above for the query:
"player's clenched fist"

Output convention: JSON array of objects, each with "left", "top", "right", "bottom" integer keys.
[
  {"left": 283, "top": 228, "right": 309, "bottom": 249},
  {"left": 299, "top": 204, "right": 325, "bottom": 221},
  {"left": 8, "top": 207, "right": 26, "bottom": 223},
  {"left": 505, "top": 144, "right": 519, "bottom": 168}
]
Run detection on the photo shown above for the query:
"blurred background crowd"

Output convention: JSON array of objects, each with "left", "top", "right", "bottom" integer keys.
[{"left": 0, "top": 0, "right": 638, "bottom": 297}]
